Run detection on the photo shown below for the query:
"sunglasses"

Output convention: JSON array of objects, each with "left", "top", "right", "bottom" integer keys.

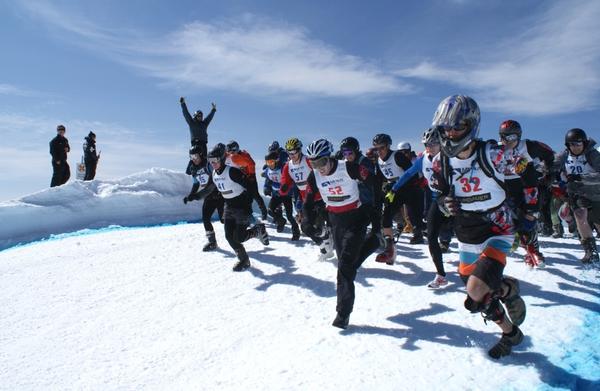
[
  {"left": 208, "top": 157, "right": 221, "bottom": 164},
  {"left": 287, "top": 149, "right": 300, "bottom": 156},
  {"left": 373, "top": 144, "right": 388, "bottom": 151},
  {"left": 310, "top": 156, "right": 329, "bottom": 169},
  {"left": 568, "top": 141, "right": 584, "bottom": 147},
  {"left": 341, "top": 149, "right": 354, "bottom": 157},
  {"left": 190, "top": 153, "right": 201, "bottom": 160},
  {"left": 501, "top": 134, "right": 520, "bottom": 142}
]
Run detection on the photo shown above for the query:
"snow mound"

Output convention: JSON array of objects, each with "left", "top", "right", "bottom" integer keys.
[{"left": 0, "top": 168, "right": 199, "bottom": 250}]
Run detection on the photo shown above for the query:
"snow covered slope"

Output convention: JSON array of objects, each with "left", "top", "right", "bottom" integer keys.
[
  {"left": 1, "top": 223, "right": 599, "bottom": 390},
  {"left": 0, "top": 168, "right": 201, "bottom": 250}
]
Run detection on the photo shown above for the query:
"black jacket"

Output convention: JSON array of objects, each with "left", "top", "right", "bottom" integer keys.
[
  {"left": 50, "top": 135, "right": 70, "bottom": 162},
  {"left": 181, "top": 102, "right": 216, "bottom": 143},
  {"left": 83, "top": 137, "right": 98, "bottom": 162}
]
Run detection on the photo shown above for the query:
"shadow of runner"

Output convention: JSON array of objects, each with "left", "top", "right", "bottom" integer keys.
[{"left": 247, "top": 249, "right": 336, "bottom": 298}]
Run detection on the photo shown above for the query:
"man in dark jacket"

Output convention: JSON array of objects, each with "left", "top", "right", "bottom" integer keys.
[
  {"left": 180, "top": 97, "right": 216, "bottom": 156},
  {"left": 50, "top": 124, "right": 71, "bottom": 187},
  {"left": 83, "top": 131, "right": 99, "bottom": 180}
]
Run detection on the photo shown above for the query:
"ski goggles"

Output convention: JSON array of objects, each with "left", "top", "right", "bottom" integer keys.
[
  {"left": 310, "top": 156, "right": 329, "bottom": 169},
  {"left": 500, "top": 133, "right": 519, "bottom": 142},
  {"left": 567, "top": 141, "right": 584, "bottom": 147},
  {"left": 190, "top": 153, "right": 201, "bottom": 160},
  {"left": 341, "top": 148, "right": 355, "bottom": 157},
  {"left": 208, "top": 157, "right": 222, "bottom": 164}
]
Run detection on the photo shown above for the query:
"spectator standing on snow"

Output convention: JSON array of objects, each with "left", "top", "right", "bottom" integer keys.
[
  {"left": 180, "top": 97, "right": 216, "bottom": 157},
  {"left": 50, "top": 124, "right": 71, "bottom": 187},
  {"left": 83, "top": 131, "right": 99, "bottom": 181}
]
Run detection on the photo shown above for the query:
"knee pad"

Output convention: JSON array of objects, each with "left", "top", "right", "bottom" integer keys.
[{"left": 464, "top": 294, "right": 486, "bottom": 313}]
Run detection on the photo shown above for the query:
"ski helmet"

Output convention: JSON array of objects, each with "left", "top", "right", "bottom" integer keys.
[
  {"left": 564, "top": 128, "right": 588, "bottom": 148},
  {"left": 189, "top": 144, "right": 204, "bottom": 157},
  {"left": 268, "top": 141, "right": 280, "bottom": 152},
  {"left": 57, "top": 124, "right": 66, "bottom": 132},
  {"left": 226, "top": 140, "right": 240, "bottom": 153},
  {"left": 306, "top": 139, "right": 333, "bottom": 159},
  {"left": 372, "top": 133, "right": 392, "bottom": 146},
  {"left": 432, "top": 95, "right": 480, "bottom": 158},
  {"left": 208, "top": 143, "right": 226, "bottom": 161},
  {"left": 499, "top": 120, "right": 522, "bottom": 138},
  {"left": 340, "top": 137, "right": 360, "bottom": 153},
  {"left": 265, "top": 150, "right": 279, "bottom": 162},
  {"left": 421, "top": 127, "right": 440, "bottom": 145},
  {"left": 88, "top": 131, "right": 96, "bottom": 139},
  {"left": 193, "top": 110, "right": 203, "bottom": 119},
  {"left": 285, "top": 138, "right": 303, "bottom": 151},
  {"left": 397, "top": 141, "right": 411, "bottom": 151}
]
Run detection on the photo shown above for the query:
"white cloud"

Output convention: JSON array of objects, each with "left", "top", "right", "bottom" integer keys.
[
  {"left": 18, "top": 4, "right": 410, "bottom": 98},
  {"left": 0, "top": 83, "right": 48, "bottom": 98},
  {"left": 396, "top": 1, "right": 600, "bottom": 115}
]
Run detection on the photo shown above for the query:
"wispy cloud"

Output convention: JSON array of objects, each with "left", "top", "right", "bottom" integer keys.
[
  {"left": 0, "top": 83, "right": 49, "bottom": 98},
  {"left": 396, "top": 1, "right": 600, "bottom": 115},
  {"left": 18, "top": 3, "right": 410, "bottom": 98}
]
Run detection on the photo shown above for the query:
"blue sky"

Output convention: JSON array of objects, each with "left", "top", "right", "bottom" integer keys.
[{"left": 1, "top": 0, "right": 599, "bottom": 200}]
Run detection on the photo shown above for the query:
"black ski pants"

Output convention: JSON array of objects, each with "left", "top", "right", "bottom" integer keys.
[
  {"left": 84, "top": 159, "right": 97, "bottom": 181},
  {"left": 382, "top": 185, "right": 424, "bottom": 231},
  {"left": 203, "top": 195, "right": 224, "bottom": 232},
  {"left": 426, "top": 201, "right": 452, "bottom": 276},
  {"left": 301, "top": 200, "right": 328, "bottom": 245},
  {"left": 329, "top": 207, "right": 374, "bottom": 317},
  {"left": 268, "top": 195, "right": 299, "bottom": 231},
  {"left": 51, "top": 160, "right": 70, "bottom": 187}
]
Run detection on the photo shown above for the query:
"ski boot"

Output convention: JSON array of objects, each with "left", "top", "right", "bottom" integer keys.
[
  {"left": 256, "top": 223, "right": 269, "bottom": 245},
  {"left": 318, "top": 235, "right": 335, "bottom": 261},
  {"left": 581, "top": 237, "right": 600, "bottom": 264},
  {"left": 275, "top": 216, "right": 286, "bottom": 233},
  {"left": 291, "top": 225, "right": 301, "bottom": 241},
  {"left": 233, "top": 247, "right": 250, "bottom": 272},
  {"left": 551, "top": 224, "right": 563, "bottom": 239},
  {"left": 203, "top": 231, "right": 218, "bottom": 252},
  {"left": 499, "top": 276, "right": 526, "bottom": 326},
  {"left": 332, "top": 313, "right": 350, "bottom": 329},
  {"left": 375, "top": 235, "right": 396, "bottom": 265},
  {"left": 409, "top": 228, "right": 424, "bottom": 245},
  {"left": 488, "top": 326, "right": 524, "bottom": 359}
]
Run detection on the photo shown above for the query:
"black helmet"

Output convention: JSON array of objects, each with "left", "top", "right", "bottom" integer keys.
[
  {"left": 88, "top": 131, "right": 96, "bottom": 139},
  {"left": 268, "top": 141, "right": 280, "bottom": 152},
  {"left": 189, "top": 145, "right": 204, "bottom": 156},
  {"left": 193, "top": 110, "right": 203, "bottom": 119},
  {"left": 565, "top": 128, "right": 588, "bottom": 148},
  {"left": 372, "top": 133, "right": 392, "bottom": 146},
  {"left": 265, "top": 151, "right": 279, "bottom": 161},
  {"left": 340, "top": 137, "right": 360, "bottom": 152},
  {"left": 499, "top": 120, "right": 522, "bottom": 143},
  {"left": 226, "top": 140, "right": 240, "bottom": 153},
  {"left": 208, "top": 143, "right": 226, "bottom": 160}
]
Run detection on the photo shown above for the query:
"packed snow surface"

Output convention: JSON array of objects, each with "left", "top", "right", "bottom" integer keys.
[{"left": 1, "top": 169, "right": 599, "bottom": 390}]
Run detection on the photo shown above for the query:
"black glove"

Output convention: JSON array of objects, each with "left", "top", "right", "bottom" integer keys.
[
  {"left": 183, "top": 196, "right": 189, "bottom": 204},
  {"left": 180, "top": 97, "right": 185, "bottom": 104},
  {"left": 442, "top": 195, "right": 461, "bottom": 216}
]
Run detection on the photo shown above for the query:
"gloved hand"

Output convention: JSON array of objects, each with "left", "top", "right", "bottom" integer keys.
[
  {"left": 183, "top": 196, "right": 189, "bottom": 204},
  {"left": 264, "top": 187, "right": 272, "bottom": 197},
  {"left": 211, "top": 102, "right": 217, "bottom": 110},
  {"left": 384, "top": 190, "right": 396, "bottom": 204},
  {"left": 179, "top": 97, "right": 185, "bottom": 104},
  {"left": 442, "top": 195, "right": 461, "bottom": 216}
]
